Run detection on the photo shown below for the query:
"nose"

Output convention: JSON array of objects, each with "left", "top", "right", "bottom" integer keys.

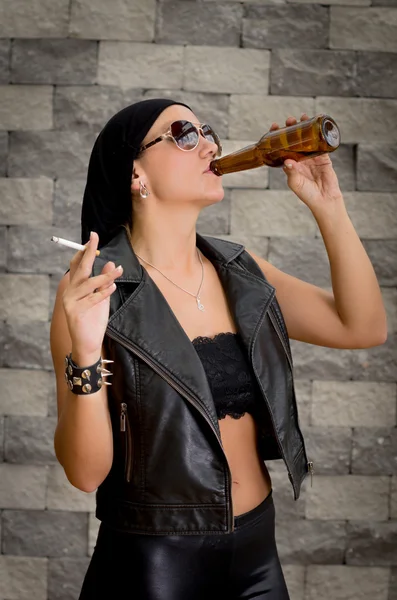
[{"left": 198, "top": 130, "right": 219, "bottom": 157}]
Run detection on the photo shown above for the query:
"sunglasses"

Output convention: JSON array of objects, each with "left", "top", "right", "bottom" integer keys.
[{"left": 139, "top": 120, "right": 222, "bottom": 157}]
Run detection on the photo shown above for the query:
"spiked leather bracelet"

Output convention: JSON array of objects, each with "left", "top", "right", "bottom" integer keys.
[{"left": 64, "top": 353, "right": 113, "bottom": 395}]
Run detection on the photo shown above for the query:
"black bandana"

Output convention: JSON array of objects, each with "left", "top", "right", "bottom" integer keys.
[{"left": 81, "top": 98, "right": 191, "bottom": 248}]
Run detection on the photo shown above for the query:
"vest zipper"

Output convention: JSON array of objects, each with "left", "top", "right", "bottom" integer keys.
[
  {"left": 267, "top": 308, "right": 314, "bottom": 487},
  {"left": 106, "top": 329, "right": 235, "bottom": 532},
  {"left": 120, "top": 402, "right": 133, "bottom": 483}
]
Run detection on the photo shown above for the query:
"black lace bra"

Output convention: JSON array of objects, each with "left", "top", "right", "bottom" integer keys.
[{"left": 191, "top": 332, "right": 268, "bottom": 423}]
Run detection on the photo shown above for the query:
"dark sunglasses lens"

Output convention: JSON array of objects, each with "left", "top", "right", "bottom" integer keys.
[
  {"left": 171, "top": 120, "right": 199, "bottom": 150},
  {"left": 202, "top": 124, "right": 222, "bottom": 155}
]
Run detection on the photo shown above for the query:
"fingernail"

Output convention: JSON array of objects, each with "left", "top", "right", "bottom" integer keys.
[
  {"left": 286, "top": 163, "right": 293, "bottom": 169},
  {"left": 116, "top": 265, "right": 123, "bottom": 271}
]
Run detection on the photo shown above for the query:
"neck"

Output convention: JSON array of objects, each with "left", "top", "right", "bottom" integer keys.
[{"left": 128, "top": 206, "right": 202, "bottom": 275}]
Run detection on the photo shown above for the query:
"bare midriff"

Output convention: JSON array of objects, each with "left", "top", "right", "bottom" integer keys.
[{"left": 219, "top": 412, "right": 272, "bottom": 517}]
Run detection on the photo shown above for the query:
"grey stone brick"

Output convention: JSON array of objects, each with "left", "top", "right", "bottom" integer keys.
[
  {"left": 324, "top": 192, "right": 397, "bottom": 240},
  {"left": 70, "top": 0, "right": 156, "bottom": 41},
  {"left": 0, "top": 131, "right": 7, "bottom": 176},
  {"left": 8, "top": 225, "right": 81, "bottom": 275},
  {"left": 291, "top": 339, "right": 356, "bottom": 380},
  {"left": 47, "top": 465, "right": 96, "bottom": 511},
  {"left": 0, "top": 177, "right": 53, "bottom": 226},
  {"left": 373, "top": 0, "right": 397, "bottom": 5},
  {"left": 98, "top": 42, "right": 184, "bottom": 90},
  {"left": 0, "top": 0, "right": 69, "bottom": 38},
  {"left": 315, "top": 97, "right": 397, "bottom": 144},
  {"left": 231, "top": 190, "right": 317, "bottom": 237},
  {"left": 330, "top": 7, "right": 397, "bottom": 52},
  {"left": 0, "top": 274, "right": 50, "bottom": 321},
  {"left": 54, "top": 86, "right": 143, "bottom": 131},
  {"left": 0, "top": 39, "right": 10, "bottom": 84},
  {"left": 54, "top": 179, "right": 85, "bottom": 229},
  {"left": 2, "top": 510, "right": 88, "bottom": 557},
  {"left": 0, "top": 369, "right": 54, "bottom": 416},
  {"left": 306, "top": 475, "right": 390, "bottom": 521},
  {"left": 393, "top": 476, "right": 397, "bottom": 519},
  {"left": 3, "top": 321, "right": 52, "bottom": 370},
  {"left": 302, "top": 426, "right": 351, "bottom": 474},
  {"left": 229, "top": 95, "right": 315, "bottom": 140},
  {"left": 184, "top": 46, "right": 270, "bottom": 95},
  {"left": 0, "top": 320, "right": 5, "bottom": 366},
  {"left": 357, "top": 145, "right": 397, "bottom": 192},
  {"left": 214, "top": 233, "right": 270, "bottom": 258},
  {"left": 197, "top": 189, "right": 231, "bottom": 235},
  {"left": 9, "top": 130, "right": 95, "bottom": 178},
  {"left": 357, "top": 52, "right": 397, "bottom": 98},
  {"left": 11, "top": 39, "right": 97, "bottom": 85},
  {"left": 88, "top": 513, "right": 100, "bottom": 556},
  {"left": 267, "top": 468, "right": 307, "bottom": 519},
  {"left": 346, "top": 521, "right": 397, "bottom": 566},
  {"left": 156, "top": 1, "right": 243, "bottom": 46},
  {"left": 276, "top": 519, "right": 346, "bottom": 564},
  {"left": 294, "top": 379, "right": 312, "bottom": 427},
  {"left": 289, "top": 0, "right": 370, "bottom": 4},
  {"left": 270, "top": 50, "right": 356, "bottom": 96},
  {"left": 306, "top": 565, "right": 390, "bottom": 600},
  {"left": 383, "top": 288, "right": 397, "bottom": 334},
  {"left": 0, "top": 555, "right": 48, "bottom": 600},
  {"left": 269, "top": 145, "right": 355, "bottom": 192},
  {"left": 0, "top": 415, "right": 3, "bottom": 461},
  {"left": 48, "top": 557, "right": 91, "bottom": 600},
  {"left": 352, "top": 427, "right": 397, "bottom": 475},
  {"left": 390, "top": 569, "right": 397, "bottom": 600},
  {"left": 282, "top": 566, "right": 305, "bottom": 600},
  {"left": 268, "top": 237, "right": 332, "bottom": 287},
  {"left": 364, "top": 240, "right": 397, "bottom": 288},
  {"left": 0, "top": 85, "right": 53, "bottom": 131},
  {"left": 243, "top": 5, "right": 329, "bottom": 49},
  {"left": 0, "top": 226, "right": 6, "bottom": 272},
  {"left": 0, "top": 464, "right": 47, "bottom": 509},
  {"left": 312, "top": 381, "right": 396, "bottom": 427},
  {"left": 5, "top": 416, "right": 57, "bottom": 464},
  {"left": 143, "top": 89, "right": 230, "bottom": 139},
  {"left": 350, "top": 333, "right": 397, "bottom": 381}
]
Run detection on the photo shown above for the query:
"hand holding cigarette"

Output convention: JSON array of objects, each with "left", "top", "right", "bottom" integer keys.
[
  {"left": 51, "top": 236, "right": 101, "bottom": 256},
  {"left": 61, "top": 231, "right": 124, "bottom": 366}
]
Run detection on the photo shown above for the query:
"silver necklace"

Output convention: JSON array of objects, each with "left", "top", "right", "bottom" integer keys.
[{"left": 134, "top": 248, "right": 205, "bottom": 312}]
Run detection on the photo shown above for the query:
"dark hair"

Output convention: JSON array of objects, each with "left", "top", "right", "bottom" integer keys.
[{"left": 80, "top": 98, "right": 191, "bottom": 249}]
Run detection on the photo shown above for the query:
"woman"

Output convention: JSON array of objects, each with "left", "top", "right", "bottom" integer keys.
[{"left": 50, "top": 99, "right": 387, "bottom": 599}]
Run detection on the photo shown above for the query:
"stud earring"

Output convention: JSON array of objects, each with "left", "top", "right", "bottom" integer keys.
[{"left": 139, "top": 181, "right": 150, "bottom": 198}]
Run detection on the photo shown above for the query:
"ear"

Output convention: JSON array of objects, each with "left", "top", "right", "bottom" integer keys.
[{"left": 131, "top": 169, "right": 140, "bottom": 193}]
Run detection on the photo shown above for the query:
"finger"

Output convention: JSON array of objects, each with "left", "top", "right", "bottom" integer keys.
[
  {"left": 95, "top": 262, "right": 119, "bottom": 293},
  {"left": 300, "top": 113, "right": 309, "bottom": 121},
  {"left": 72, "top": 231, "right": 99, "bottom": 285},
  {"left": 285, "top": 116, "right": 297, "bottom": 127},
  {"left": 72, "top": 265, "right": 123, "bottom": 300},
  {"left": 269, "top": 122, "right": 279, "bottom": 131},
  {"left": 84, "top": 282, "right": 118, "bottom": 308}
]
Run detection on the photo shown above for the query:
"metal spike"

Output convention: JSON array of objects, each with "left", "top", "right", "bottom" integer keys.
[
  {"left": 99, "top": 368, "right": 113, "bottom": 376},
  {"left": 101, "top": 359, "right": 114, "bottom": 364},
  {"left": 82, "top": 369, "right": 91, "bottom": 380},
  {"left": 73, "top": 377, "right": 82, "bottom": 386},
  {"left": 82, "top": 383, "right": 92, "bottom": 393}
]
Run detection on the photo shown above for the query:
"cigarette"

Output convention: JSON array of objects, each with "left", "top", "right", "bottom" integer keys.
[{"left": 51, "top": 236, "right": 100, "bottom": 256}]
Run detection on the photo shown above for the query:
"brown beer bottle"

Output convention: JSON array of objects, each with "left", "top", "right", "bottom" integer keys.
[{"left": 210, "top": 114, "right": 340, "bottom": 176}]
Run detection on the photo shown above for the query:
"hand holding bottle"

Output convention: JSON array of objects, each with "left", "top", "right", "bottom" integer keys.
[
  {"left": 62, "top": 231, "right": 123, "bottom": 365},
  {"left": 274, "top": 114, "right": 344, "bottom": 213}
]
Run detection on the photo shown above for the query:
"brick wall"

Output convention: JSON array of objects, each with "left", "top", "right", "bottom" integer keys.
[{"left": 0, "top": 1, "right": 396, "bottom": 599}]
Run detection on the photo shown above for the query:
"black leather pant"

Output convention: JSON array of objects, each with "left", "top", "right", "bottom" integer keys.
[{"left": 79, "top": 489, "right": 290, "bottom": 599}]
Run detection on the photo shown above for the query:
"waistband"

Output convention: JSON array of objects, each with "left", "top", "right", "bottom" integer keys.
[{"left": 233, "top": 489, "right": 273, "bottom": 529}]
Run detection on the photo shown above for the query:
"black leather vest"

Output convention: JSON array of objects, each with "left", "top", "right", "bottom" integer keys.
[{"left": 92, "top": 229, "right": 312, "bottom": 535}]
